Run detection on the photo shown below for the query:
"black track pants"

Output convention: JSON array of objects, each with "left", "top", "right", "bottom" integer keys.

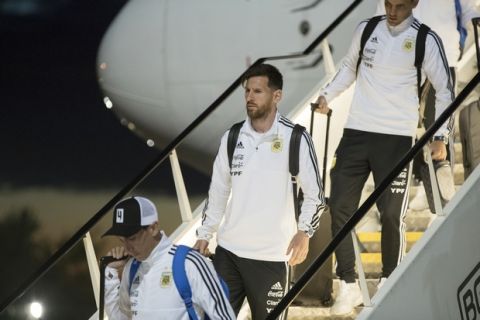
[
  {"left": 329, "top": 129, "right": 413, "bottom": 282},
  {"left": 213, "top": 246, "right": 288, "bottom": 320}
]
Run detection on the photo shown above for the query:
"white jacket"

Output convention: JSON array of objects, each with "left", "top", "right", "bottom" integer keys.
[
  {"left": 197, "top": 113, "right": 325, "bottom": 261},
  {"left": 376, "top": 0, "right": 479, "bottom": 66},
  {"left": 104, "top": 233, "right": 234, "bottom": 320},
  {"left": 321, "top": 15, "right": 454, "bottom": 138}
]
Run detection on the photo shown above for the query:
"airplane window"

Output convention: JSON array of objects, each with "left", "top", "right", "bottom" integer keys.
[{"left": 299, "top": 20, "right": 310, "bottom": 36}]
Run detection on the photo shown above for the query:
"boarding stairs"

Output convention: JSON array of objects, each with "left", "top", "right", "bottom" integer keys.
[
  {"left": 284, "top": 21, "right": 478, "bottom": 319},
  {"left": 1, "top": 1, "right": 480, "bottom": 319}
]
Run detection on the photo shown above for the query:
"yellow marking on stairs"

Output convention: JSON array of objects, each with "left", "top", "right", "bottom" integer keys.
[
  {"left": 361, "top": 253, "right": 382, "bottom": 264},
  {"left": 358, "top": 232, "right": 424, "bottom": 265},
  {"left": 358, "top": 231, "right": 423, "bottom": 243}
]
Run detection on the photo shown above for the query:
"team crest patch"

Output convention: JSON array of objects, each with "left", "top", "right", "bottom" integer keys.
[
  {"left": 271, "top": 138, "right": 283, "bottom": 153},
  {"left": 402, "top": 39, "right": 414, "bottom": 52},
  {"left": 160, "top": 272, "right": 172, "bottom": 288}
]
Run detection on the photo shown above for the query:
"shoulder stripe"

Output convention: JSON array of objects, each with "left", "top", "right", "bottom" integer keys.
[
  {"left": 425, "top": 31, "right": 456, "bottom": 135},
  {"left": 169, "top": 247, "right": 232, "bottom": 319},
  {"left": 301, "top": 130, "right": 326, "bottom": 228},
  {"left": 279, "top": 116, "right": 295, "bottom": 128},
  {"left": 185, "top": 253, "right": 232, "bottom": 320}
]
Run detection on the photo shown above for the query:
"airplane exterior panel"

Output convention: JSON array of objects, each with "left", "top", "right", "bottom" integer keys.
[{"left": 96, "top": 0, "right": 376, "bottom": 173}]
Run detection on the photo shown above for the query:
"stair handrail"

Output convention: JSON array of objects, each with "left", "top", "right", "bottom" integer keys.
[
  {"left": 266, "top": 71, "right": 480, "bottom": 319},
  {"left": 0, "top": 0, "right": 366, "bottom": 313}
]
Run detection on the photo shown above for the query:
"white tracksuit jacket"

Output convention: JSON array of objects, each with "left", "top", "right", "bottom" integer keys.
[
  {"left": 104, "top": 233, "right": 234, "bottom": 320},
  {"left": 376, "top": 0, "right": 479, "bottom": 67},
  {"left": 197, "top": 113, "right": 325, "bottom": 261},
  {"left": 320, "top": 15, "right": 455, "bottom": 138}
]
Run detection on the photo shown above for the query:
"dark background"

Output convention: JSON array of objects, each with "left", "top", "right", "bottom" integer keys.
[
  {"left": 0, "top": 1, "right": 208, "bottom": 318},
  {"left": 1, "top": 0, "right": 162, "bottom": 189}
]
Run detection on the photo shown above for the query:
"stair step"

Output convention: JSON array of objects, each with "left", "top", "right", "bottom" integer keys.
[
  {"left": 358, "top": 231, "right": 423, "bottom": 252},
  {"left": 358, "top": 207, "right": 432, "bottom": 233},
  {"left": 287, "top": 279, "right": 384, "bottom": 319},
  {"left": 358, "top": 231, "right": 423, "bottom": 243},
  {"left": 454, "top": 163, "right": 464, "bottom": 184},
  {"left": 332, "top": 222, "right": 428, "bottom": 277},
  {"left": 360, "top": 253, "right": 386, "bottom": 277},
  {"left": 454, "top": 141, "right": 463, "bottom": 164},
  {"left": 404, "top": 209, "right": 432, "bottom": 231},
  {"left": 287, "top": 306, "right": 357, "bottom": 319}
]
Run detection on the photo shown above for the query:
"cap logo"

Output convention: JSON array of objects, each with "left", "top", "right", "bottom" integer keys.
[{"left": 116, "top": 208, "right": 124, "bottom": 223}]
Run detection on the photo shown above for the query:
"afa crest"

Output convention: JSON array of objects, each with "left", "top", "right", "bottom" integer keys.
[
  {"left": 271, "top": 138, "right": 283, "bottom": 153},
  {"left": 402, "top": 39, "right": 414, "bottom": 52},
  {"left": 160, "top": 272, "right": 172, "bottom": 288}
]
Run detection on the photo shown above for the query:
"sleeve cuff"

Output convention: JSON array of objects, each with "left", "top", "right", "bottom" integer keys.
[
  {"left": 298, "top": 222, "right": 315, "bottom": 238},
  {"left": 432, "top": 135, "right": 449, "bottom": 144},
  {"left": 105, "top": 266, "right": 120, "bottom": 282},
  {"left": 196, "top": 228, "right": 213, "bottom": 241}
]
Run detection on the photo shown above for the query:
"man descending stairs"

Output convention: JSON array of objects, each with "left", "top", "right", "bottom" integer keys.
[{"left": 283, "top": 119, "right": 466, "bottom": 320}]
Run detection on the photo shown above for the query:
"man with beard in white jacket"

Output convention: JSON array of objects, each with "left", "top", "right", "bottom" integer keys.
[
  {"left": 102, "top": 196, "right": 235, "bottom": 320},
  {"left": 194, "top": 63, "right": 325, "bottom": 320}
]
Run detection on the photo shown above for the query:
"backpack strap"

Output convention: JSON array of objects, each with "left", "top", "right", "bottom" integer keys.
[
  {"left": 172, "top": 245, "right": 198, "bottom": 320},
  {"left": 227, "top": 121, "right": 245, "bottom": 169},
  {"left": 128, "top": 259, "right": 141, "bottom": 294},
  {"left": 289, "top": 124, "right": 305, "bottom": 176},
  {"left": 289, "top": 124, "right": 306, "bottom": 219},
  {"left": 415, "top": 23, "right": 430, "bottom": 101},
  {"left": 172, "top": 245, "right": 230, "bottom": 320},
  {"left": 356, "top": 15, "right": 383, "bottom": 75}
]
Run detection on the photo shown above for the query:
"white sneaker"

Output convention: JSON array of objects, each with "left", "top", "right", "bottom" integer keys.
[
  {"left": 409, "top": 183, "right": 428, "bottom": 211},
  {"left": 330, "top": 280, "right": 362, "bottom": 316},
  {"left": 435, "top": 163, "right": 455, "bottom": 201}
]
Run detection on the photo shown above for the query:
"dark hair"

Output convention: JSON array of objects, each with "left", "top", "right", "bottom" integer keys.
[{"left": 243, "top": 63, "right": 283, "bottom": 90}]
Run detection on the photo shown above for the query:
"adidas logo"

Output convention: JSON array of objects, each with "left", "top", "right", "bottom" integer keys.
[
  {"left": 236, "top": 141, "right": 244, "bottom": 149},
  {"left": 371, "top": 36, "right": 378, "bottom": 43},
  {"left": 271, "top": 282, "right": 283, "bottom": 290}
]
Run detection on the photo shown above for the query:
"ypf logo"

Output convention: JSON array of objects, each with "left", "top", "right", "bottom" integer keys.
[{"left": 458, "top": 261, "right": 480, "bottom": 320}]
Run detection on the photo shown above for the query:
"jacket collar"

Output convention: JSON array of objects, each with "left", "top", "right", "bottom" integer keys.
[
  {"left": 243, "top": 111, "right": 281, "bottom": 139},
  {"left": 386, "top": 14, "right": 414, "bottom": 36},
  {"left": 141, "top": 231, "right": 171, "bottom": 269}
]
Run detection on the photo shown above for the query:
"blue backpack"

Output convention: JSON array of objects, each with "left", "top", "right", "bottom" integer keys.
[{"left": 172, "top": 245, "right": 229, "bottom": 320}]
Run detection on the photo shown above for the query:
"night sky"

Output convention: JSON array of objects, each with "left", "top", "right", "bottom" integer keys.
[
  {"left": 0, "top": 0, "right": 209, "bottom": 190},
  {"left": 0, "top": 1, "right": 208, "bottom": 318},
  {"left": 0, "top": 0, "right": 164, "bottom": 189}
]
